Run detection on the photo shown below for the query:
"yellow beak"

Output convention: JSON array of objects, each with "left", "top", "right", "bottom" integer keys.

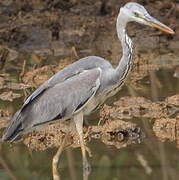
[{"left": 144, "top": 15, "right": 174, "bottom": 34}]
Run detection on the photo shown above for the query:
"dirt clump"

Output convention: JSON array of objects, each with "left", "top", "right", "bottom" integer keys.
[
  {"left": 100, "top": 96, "right": 174, "bottom": 120},
  {"left": 0, "top": 109, "right": 11, "bottom": 129},
  {"left": 91, "top": 120, "right": 144, "bottom": 149},
  {"left": 153, "top": 118, "right": 177, "bottom": 142},
  {"left": 153, "top": 116, "right": 179, "bottom": 149},
  {"left": 24, "top": 119, "right": 144, "bottom": 151},
  {"left": 22, "top": 57, "right": 72, "bottom": 87},
  {"left": 101, "top": 94, "right": 179, "bottom": 148},
  {"left": 0, "top": 91, "right": 21, "bottom": 101}
]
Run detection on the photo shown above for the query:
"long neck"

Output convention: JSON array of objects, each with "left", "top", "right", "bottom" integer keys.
[{"left": 115, "top": 12, "right": 134, "bottom": 83}]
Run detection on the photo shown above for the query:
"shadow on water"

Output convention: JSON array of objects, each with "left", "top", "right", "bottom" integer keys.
[{"left": 0, "top": 0, "right": 179, "bottom": 180}]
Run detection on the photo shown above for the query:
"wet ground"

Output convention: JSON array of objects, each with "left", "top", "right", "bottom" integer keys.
[{"left": 0, "top": 0, "right": 179, "bottom": 179}]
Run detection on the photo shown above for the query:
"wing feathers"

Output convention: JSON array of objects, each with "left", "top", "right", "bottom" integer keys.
[{"left": 2, "top": 68, "right": 101, "bottom": 142}]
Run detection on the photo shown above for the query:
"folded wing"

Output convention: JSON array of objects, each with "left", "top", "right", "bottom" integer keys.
[{"left": 2, "top": 68, "right": 101, "bottom": 142}]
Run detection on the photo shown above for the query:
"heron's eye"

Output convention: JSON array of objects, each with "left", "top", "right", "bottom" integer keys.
[{"left": 134, "top": 12, "right": 140, "bottom": 17}]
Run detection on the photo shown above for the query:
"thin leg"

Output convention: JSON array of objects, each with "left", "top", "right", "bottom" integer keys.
[
  {"left": 73, "top": 112, "right": 91, "bottom": 180},
  {"left": 52, "top": 135, "right": 67, "bottom": 180}
]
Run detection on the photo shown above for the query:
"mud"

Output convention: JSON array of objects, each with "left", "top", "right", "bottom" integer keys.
[
  {"left": 0, "top": 109, "right": 10, "bottom": 129},
  {"left": 0, "top": 91, "right": 21, "bottom": 101},
  {"left": 0, "top": 0, "right": 178, "bottom": 62},
  {"left": 22, "top": 57, "right": 72, "bottom": 87},
  {"left": 101, "top": 97, "right": 166, "bottom": 120},
  {"left": 23, "top": 119, "right": 144, "bottom": 151},
  {"left": 101, "top": 95, "right": 179, "bottom": 148}
]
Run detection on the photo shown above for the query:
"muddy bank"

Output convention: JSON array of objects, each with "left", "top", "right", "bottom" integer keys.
[
  {"left": 0, "top": 0, "right": 178, "bottom": 67},
  {"left": 24, "top": 119, "right": 144, "bottom": 151},
  {"left": 101, "top": 95, "right": 179, "bottom": 148}
]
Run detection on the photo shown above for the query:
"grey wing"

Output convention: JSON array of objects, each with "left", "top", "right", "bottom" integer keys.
[
  {"left": 23, "top": 56, "right": 112, "bottom": 107},
  {"left": 2, "top": 68, "right": 101, "bottom": 141}
]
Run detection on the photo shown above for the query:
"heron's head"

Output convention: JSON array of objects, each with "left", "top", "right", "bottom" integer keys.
[{"left": 120, "top": 2, "right": 174, "bottom": 34}]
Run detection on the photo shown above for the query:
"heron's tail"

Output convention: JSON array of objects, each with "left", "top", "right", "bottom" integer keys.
[{"left": 2, "top": 110, "right": 23, "bottom": 142}]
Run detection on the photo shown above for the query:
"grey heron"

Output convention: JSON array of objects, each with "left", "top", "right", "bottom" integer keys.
[{"left": 2, "top": 2, "right": 174, "bottom": 179}]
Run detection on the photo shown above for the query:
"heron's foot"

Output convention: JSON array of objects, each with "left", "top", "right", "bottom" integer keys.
[{"left": 83, "top": 159, "right": 91, "bottom": 180}]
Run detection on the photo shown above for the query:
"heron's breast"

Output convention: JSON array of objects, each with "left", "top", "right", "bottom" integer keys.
[
  {"left": 83, "top": 96, "right": 101, "bottom": 115},
  {"left": 83, "top": 85, "right": 123, "bottom": 115}
]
